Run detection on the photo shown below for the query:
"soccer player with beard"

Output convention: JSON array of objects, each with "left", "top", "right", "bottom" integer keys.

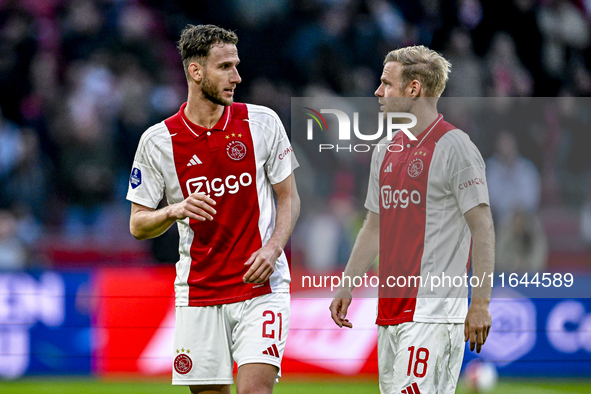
[
  {"left": 329, "top": 46, "right": 495, "bottom": 393},
  {"left": 127, "top": 25, "right": 299, "bottom": 394}
]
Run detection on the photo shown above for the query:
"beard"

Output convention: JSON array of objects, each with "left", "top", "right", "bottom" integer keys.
[
  {"left": 381, "top": 97, "right": 412, "bottom": 114},
  {"left": 201, "top": 74, "right": 233, "bottom": 106}
]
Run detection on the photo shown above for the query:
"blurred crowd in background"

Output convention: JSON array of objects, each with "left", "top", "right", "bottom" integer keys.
[{"left": 0, "top": 0, "right": 590, "bottom": 272}]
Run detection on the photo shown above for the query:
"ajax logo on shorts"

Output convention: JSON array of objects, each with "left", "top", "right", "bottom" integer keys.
[
  {"left": 174, "top": 349, "right": 192, "bottom": 374},
  {"left": 186, "top": 173, "right": 253, "bottom": 197}
]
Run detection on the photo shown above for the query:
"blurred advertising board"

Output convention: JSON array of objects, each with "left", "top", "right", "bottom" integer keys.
[
  {"left": 0, "top": 271, "right": 91, "bottom": 379},
  {"left": 1, "top": 267, "right": 591, "bottom": 379}
]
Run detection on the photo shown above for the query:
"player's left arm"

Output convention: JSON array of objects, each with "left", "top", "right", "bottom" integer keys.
[
  {"left": 243, "top": 173, "right": 300, "bottom": 283},
  {"left": 464, "top": 203, "right": 495, "bottom": 353}
]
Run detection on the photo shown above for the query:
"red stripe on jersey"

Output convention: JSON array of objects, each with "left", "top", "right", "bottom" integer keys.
[
  {"left": 377, "top": 115, "right": 456, "bottom": 325},
  {"left": 412, "top": 382, "right": 421, "bottom": 394},
  {"left": 271, "top": 344, "right": 280, "bottom": 358},
  {"left": 165, "top": 103, "right": 271, "bottom": 306}
]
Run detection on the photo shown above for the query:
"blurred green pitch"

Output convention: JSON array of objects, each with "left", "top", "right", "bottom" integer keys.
[{"left": 1, "top": 379, "right": 591, "bottom": 393}]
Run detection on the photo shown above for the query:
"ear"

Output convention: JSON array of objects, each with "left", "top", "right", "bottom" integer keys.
[
  {"left": 187, "top": 61, "right": 203, "bottom": 83},
  {"left": 408, "top": 80, "right": 422, "bottom": 98}
]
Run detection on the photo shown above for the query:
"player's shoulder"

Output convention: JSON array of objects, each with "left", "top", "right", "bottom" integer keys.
[
  {"left": 137, "top": 121, "right": 172, "bottom": 151},
  {"left": 372, "top": 135, "right": 390, "bottom": 155},
  {"left": 438, "top": 128, "right": 485, "bottom": 169},
  {"left": 244, "top": 103, "right": 282, "bottom": 123},
  {"left": 438, "top": 128, "right": 471, "bottom": 148},
  {"left": 244, "top": 103, "right": 278, "bottom": 116},
  {"left": 438, "top": 128, "right": 481, "bottom": 155},
  {"left": 140, "top": 121, "right": 170, "bottom": 142},
  {"left": 372, "top": 132, "right": 402, "bottom": 157},
  {"left": 241, "top": 103, "right": 285, "bottom": 136}
]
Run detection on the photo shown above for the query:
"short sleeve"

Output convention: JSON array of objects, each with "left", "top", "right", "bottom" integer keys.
[
  {"left": 263, "top": 111, "right": 299, "bottom": 184},
  {"left": 364, "top": 138, "right": 388, "bottom": 214},
  {"left": 447, "top": 132, "right": 489, "bottom": 215},
  {"left": 126, "top": 129, "right": 165, "bottom": 209}
]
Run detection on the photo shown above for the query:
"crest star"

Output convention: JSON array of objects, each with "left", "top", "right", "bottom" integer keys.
[
  {"left": 231, "top": 133, "right": 236, "bottom": 137},
  {"left": 187, "top": 349, "right": 190, "bottom": 354},
  {"left": 238, "top": 133, "right": 242, "bottom": 137},
  {"left": 181, "top": 348, "right": 185, "bottom": 352},
  {"left": 225, "top": 135, "right": 229, "bottom": 139},
  {"left": 176, "top": 349, "right": 180, "bottom": 354}
]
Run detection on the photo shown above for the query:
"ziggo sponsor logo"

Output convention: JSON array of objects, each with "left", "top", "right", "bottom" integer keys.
[
  {"left": 381, "top": 186, "right": 421, "bottom": 209},
  {"left": 186, "top": 173, "right": 253, "bottom": 197}
]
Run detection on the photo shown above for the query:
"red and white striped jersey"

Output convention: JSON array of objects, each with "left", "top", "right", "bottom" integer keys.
[
  {"left": 127, "top": 102, "right": 298, "bottom": 307},
  {"left": 365, "top": 114, "right": 489, "bottom": 325}
]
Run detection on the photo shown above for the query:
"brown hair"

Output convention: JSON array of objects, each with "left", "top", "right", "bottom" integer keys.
[
  {"left": 384, "top": 45, "right": 451, "bottom": 97},
  {"left": 177, "top": 24, "right": 238, "bottom": 76}
]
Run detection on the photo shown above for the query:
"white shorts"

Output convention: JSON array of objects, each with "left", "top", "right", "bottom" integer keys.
[
  {"left": 378, "top": 322, "right": 464, "bottom": 394},
  {"left": 172, "top": 292, "right": 290, "bottom": 386}
]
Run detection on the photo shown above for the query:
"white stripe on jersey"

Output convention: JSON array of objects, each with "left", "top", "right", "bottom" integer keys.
[
  {"left": 415, "top": 129, "right": 488, "bottom": 323},
  {"left": 245, "top": 104, "right": 293, "bottom": 293}
]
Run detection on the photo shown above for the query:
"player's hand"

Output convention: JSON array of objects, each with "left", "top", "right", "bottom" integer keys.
[
  {"left": 243, "top": 242, "right": 281, "bottom": 284},
  {"left": 330, "top": 288, "right": 353, "bottom": 328},
  {"left": 170, "top": 193, "right": 217, "bottom": 221},
  {"left": 464, "top": 299, "right": 492, "bottom": 353}
]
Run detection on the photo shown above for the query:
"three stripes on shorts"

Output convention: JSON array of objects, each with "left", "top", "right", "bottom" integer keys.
[
  {"left": 401, "top": 382, "right": 421, "bottom": 394},
  {"left": 262, "top": 344, "right": 280, "bottom": 358}
]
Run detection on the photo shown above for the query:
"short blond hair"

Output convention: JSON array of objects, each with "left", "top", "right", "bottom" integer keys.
[{"left": 384, "top": 46, "right": 451, "bottom": 97}]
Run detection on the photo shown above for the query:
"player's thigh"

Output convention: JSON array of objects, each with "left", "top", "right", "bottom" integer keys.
[
  {"left": 441, "top": 323, "right": 464, "bottom": 391},
  {"left": 232, "top": 292, "right": 289, "bottom": 378},
  {"left": 379, "top": 322, "right": 463, "bottom": 394},
  {"left": 173, "top": 306, "right": 234, "bottom": 386},
  {"left": 189, "top": 384, "right": 231, "bottom": 394},
  {"left": 236, "top": 363, "right": 278, "bottom": 394},
  {"left": 378, "top": 325, "right": 399, "bottom": 394}
]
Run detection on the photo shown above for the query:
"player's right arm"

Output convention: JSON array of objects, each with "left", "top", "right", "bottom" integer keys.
[
  {"left": 329, "top": 210, "right": 379, "bottom": 328},
  {"left": 129, "top": 193, "right": 217, "bottom": 240}
]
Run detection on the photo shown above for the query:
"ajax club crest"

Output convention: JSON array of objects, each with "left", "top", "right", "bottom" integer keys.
[
  {"left": 174, "top": 349, "right": 193, "bottom": 375},
  {"left": 226, "top": 140, "right": 247, "bottom": 161},
  {"left": 408, "top": 157, "right": 424, "bottom": 178}
]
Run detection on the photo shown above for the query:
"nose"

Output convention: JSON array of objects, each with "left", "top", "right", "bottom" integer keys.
[
  {"left": 375, "top": 83, "right": 383, "bottom": 97},
  {"left": 231, "top": 67, "right": 242, "bottom": 84}
]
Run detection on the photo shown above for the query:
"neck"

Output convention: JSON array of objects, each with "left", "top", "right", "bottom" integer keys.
[
  {"left": 184, "top": 88, "right": 226, "bottom": 129},
  {"left": 408, "top": 105, "right": 439, "bottom": 138}
]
